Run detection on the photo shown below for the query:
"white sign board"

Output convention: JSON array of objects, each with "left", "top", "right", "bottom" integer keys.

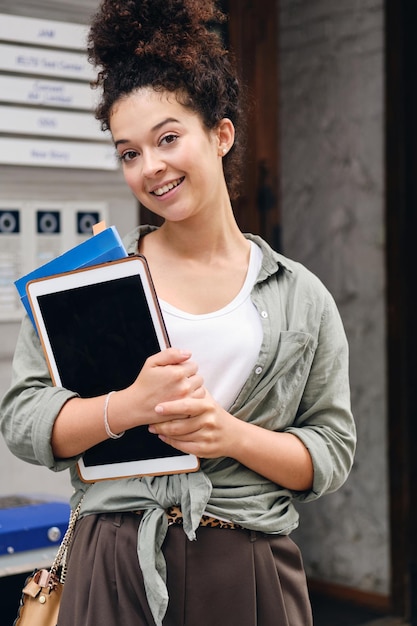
[
  {"left": 0, "top": 75, "right": 96, "bottom": 110},
  {"left": 0, "top": 43, "right": 93, "bottom": 81},
  {"left": 0, "top": 14, "right": 113, "bottom": 171},
  {"left": 0, "top": 105, "right": 107, "bottom": 142},
  {"left": 0, "top": 13, "right": 87, "bottom": 50},
  {"left": 0, "top": 200, "right": 109, "bottom": 321},
  {"left": 0, "top": 138, "right": 117, "bottom": 170}
]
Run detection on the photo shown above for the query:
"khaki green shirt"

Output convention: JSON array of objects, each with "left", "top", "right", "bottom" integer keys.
[{"left": 0, "top": 226, "right": 356, "bottom": 625}]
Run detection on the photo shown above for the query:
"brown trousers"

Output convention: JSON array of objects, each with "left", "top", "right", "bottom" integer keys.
[{"left": 58, "top": 512, "right": 313, "bottom": 626}]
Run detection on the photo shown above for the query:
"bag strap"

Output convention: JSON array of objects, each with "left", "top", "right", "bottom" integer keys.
[{"left": 49, "top": 497, "right": 84, "bottom": 584}]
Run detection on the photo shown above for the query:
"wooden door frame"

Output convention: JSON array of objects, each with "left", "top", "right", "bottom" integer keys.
[
  {"left": 222, "top": 0, "right": 280, "bottom": 249},
  {"left": 385, "top": 0, "right": 417, "bottom": 621},
  {"left": 139, "top": 0, "right": 280, "bottom": 251}
]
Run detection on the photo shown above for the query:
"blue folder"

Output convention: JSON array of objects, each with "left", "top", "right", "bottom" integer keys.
[{"left": 15, "top": 226, "right": 128, "bottom": 328}]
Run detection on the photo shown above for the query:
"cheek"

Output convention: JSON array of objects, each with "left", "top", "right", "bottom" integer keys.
[
  {"left": 123, "top": 167, "right": 140, "bottom": 192},
  {"left": 183, "top": 147, "right": 216, "bottom": 183}
]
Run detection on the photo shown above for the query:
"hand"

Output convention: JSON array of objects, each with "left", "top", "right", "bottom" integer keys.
[
  {"left": 149, "top": 388, "right": 240, "bottom": 459},
  {"left": 121, "top": 347, "right": 205, "bottom": 427},
  {"left": 149, "top": 387, "right": 315, "bottom": 491},
  {"left": 52, "top": 347, "right": 204, "bottom": 459}
]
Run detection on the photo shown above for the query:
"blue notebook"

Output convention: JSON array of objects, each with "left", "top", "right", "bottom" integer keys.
[{"left": 15, "top": 225, "right": 128, "bottom": 328}]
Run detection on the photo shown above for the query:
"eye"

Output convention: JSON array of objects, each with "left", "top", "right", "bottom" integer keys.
[
  {"left": 119, "top": 149, "right": 139, "bottom": 163},
  {"left": 160, "top": 133, "right": 179, "bottom": 146}
]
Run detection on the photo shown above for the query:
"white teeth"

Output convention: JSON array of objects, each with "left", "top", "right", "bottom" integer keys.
[{"left": 153, "top": 178, "right": 182, "bottom": 196}]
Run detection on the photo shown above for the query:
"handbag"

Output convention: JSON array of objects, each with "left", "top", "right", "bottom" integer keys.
[{"left": 13, "top": 497, "right": 83, "bottom": 626}]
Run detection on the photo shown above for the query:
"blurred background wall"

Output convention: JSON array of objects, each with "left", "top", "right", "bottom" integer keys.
[{"left": 279, "top": 0, "right": 388, "bottom": 602}]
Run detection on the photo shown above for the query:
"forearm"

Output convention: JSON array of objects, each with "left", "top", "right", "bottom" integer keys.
[
  {"left": 52, "top": 386, "right": 159, "bottom": 458},
  {"left": 52, "top": 394, "right": 108, "bottom": 458},
  {"left": 52, "top": 348, "right": 204, "bottom": 459},
  {"left": 226, "top": 418, "right": 314, "bottom": 491},
  {"left": 151, "top": 398, "right": 314, "bottom": 491}
]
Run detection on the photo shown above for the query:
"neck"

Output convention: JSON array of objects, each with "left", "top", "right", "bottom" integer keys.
[{"left": 157, "top": 204, "right": 247, "bottom": 262}]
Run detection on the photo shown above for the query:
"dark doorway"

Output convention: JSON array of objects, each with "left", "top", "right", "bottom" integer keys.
[
  {"left": 385, "top": 0, "right": 417, "bottom": 622},
  {"left": 221, "top": 0, "right": 280, "bottom": 250}
]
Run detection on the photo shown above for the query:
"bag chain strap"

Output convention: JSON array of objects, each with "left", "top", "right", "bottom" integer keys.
[{"left": 49, "top": 497, "right": 84, "bottom": 585}]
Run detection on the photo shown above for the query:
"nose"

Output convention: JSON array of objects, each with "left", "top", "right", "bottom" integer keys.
[{"left": 142, "top": 149, "right": 165, "bottom": 178}]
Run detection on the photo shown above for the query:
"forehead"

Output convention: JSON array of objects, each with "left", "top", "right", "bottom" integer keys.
[{"left": 109, "top": 87, "right": 200, "bottom": 133}]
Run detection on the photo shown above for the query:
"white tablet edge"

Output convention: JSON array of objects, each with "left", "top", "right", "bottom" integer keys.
[{"left": 77, "top": 451, "right": 200, "bottom": 483}]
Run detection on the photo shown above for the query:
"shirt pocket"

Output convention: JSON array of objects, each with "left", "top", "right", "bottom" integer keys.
[{"left": 246, "top": 330, "right": 317, "bottom": 430}]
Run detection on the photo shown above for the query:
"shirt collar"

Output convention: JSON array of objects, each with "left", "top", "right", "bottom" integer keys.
[{"left": 243, "top": 232, "right": 294, "bottom": 280}]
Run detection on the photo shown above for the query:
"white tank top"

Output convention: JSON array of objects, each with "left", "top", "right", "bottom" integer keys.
[{"left": 159, "top": 241, "right": 263, "bottom": 409}]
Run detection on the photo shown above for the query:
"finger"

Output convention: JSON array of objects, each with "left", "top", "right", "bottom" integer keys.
[
  {"left": 179, "top": 360, "right": 200, "bottom": 380},
  {"left": 154, "top": 434, "right": 199, "bottom": 457},
  {"left": 148, "top": 349, "right": 201, "bottom": 384},
  {"left": 149, "top": 416, "right": 201, "bottom": 438},
  {"left": 191, "top": 385, "right": 206, "bottom": 399},
  {"left": 154, "top": 397, "right": 203, "bottom": 417},
  {"left": 147, "top": 347, "right": 192, "bottom": 367},
  {"left": 188, "top": 374, "right": 204, "bottom": 394}
]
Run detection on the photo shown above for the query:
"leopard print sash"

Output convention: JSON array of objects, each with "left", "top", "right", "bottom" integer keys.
[{"left": 166, "top": 505, "right": 243, "bottom": 530}]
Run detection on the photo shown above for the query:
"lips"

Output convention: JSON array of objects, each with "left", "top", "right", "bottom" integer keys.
[{"left": 151, "top": 176, "right": 185, "bottom": 197}]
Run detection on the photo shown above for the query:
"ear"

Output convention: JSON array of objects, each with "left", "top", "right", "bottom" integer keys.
[{"left": 216, "top": 118, "right": 235, "bottom": 157}]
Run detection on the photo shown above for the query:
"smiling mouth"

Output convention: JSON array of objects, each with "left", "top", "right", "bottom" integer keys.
[{"left": 152, "top": 177, "right": 185, "bottom": 197}]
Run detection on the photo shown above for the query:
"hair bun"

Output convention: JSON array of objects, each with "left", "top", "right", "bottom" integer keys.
[{"left": 88, "top": 0, "right": 226, "bottom": 71}]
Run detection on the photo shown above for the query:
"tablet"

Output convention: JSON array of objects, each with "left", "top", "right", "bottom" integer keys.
[{"left": 26, "top": 255, "right": 199, "bottom": 482}]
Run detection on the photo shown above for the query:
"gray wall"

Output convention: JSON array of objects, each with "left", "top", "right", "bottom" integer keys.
[{"left": 280, "top": 0, "right": 388, "bottom": 596}]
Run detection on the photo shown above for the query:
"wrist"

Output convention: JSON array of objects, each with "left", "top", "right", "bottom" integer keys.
[
  {"left": 103, "top": 391, "right": 125, "bottom": 439},
  {"left": 103, "top": 387, "right": 150, "bottom": 435}
]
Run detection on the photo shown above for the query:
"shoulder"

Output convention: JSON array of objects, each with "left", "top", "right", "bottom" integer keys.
[
  {"left": 245, "top": 233, "right": 333, "bottom": 302},
  {"left": 122, "top": 225, "right": 158, "bottom": 255}
]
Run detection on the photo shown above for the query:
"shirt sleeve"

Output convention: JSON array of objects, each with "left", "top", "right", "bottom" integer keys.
[
  {"left": 0, "top": 315, "right": 79, "bottom": 471},
  {"left": 285, "top": 292, "right": 356, "bottom": 501}
]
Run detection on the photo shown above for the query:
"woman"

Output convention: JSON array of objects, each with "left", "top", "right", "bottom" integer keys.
[{"left": 0, "top": 1, "right": 356, "bottom": 624}]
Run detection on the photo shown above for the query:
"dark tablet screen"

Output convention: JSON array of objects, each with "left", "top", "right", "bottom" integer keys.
[{"left": 38, "top": 274, "right": 182, "bottom": 466}]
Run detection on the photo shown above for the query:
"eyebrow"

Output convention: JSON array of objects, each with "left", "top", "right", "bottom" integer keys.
[
  {"left": 152, "top": 117, "right": 180, "bottom": 132},
  {"left": 114, "top": 117, "right": 181, "bottom": 149}
]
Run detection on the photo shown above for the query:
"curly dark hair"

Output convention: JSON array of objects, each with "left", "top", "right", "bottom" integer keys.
[{"left": 87, "top": 0, "right": 245, "bottom": 199}]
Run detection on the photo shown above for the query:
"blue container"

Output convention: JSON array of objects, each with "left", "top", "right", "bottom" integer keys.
[{"left": 0, "top": 496, "right": 71, "bottom": 555}]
